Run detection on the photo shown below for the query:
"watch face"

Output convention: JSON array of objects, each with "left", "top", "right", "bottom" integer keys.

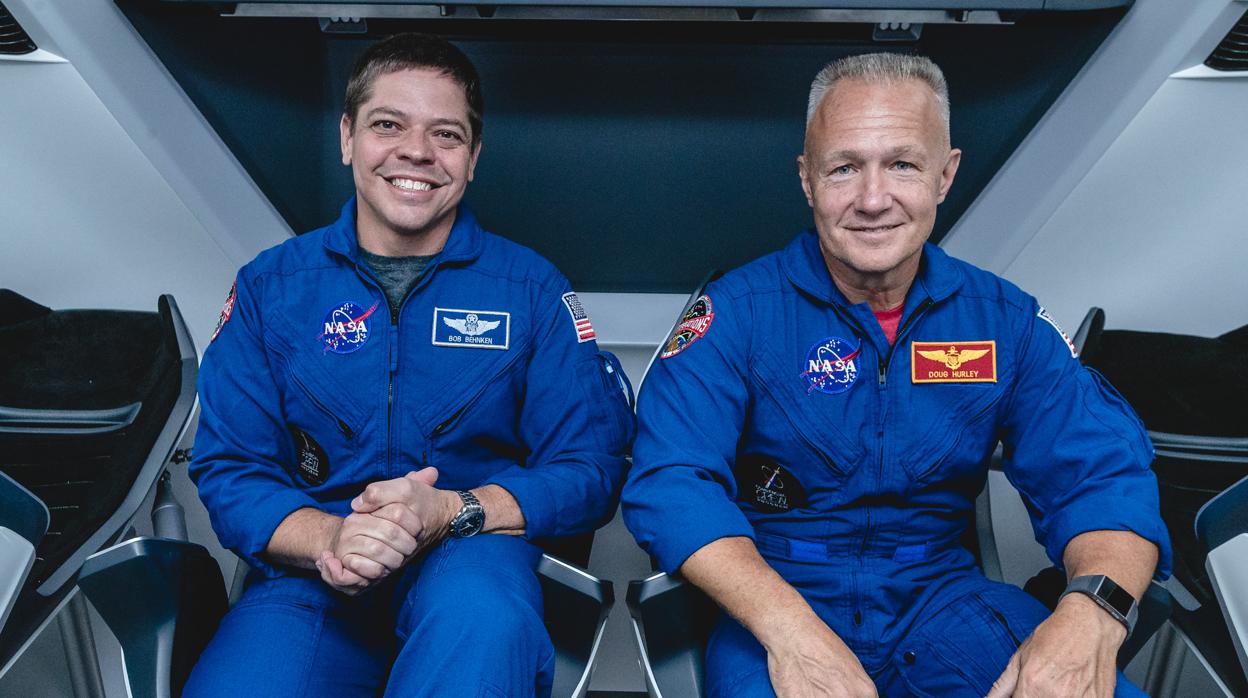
[
  {"left": 1103, "top": 580, "right": 1135, "bottom": 616},
  {"left": 452, "top": 506, "right": 485, "bottom": 537}
]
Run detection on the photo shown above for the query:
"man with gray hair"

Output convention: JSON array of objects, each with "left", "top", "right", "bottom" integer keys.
[{"left": 623, "top": 52, "right": 1169, "bottom": 696}]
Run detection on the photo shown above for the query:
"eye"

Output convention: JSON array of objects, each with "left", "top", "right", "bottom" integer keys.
[
  {"left": 892, "top": 161, "right": 917, "bottom": 171},
  {"left": 434, "top": 129, "right": 466, "bottom": 144},
  {"left": 372, "top": 120, "right": 400, "bottom": 133},
  {"left": 828, "top": 164, "right": 854, "bottom": 177}
]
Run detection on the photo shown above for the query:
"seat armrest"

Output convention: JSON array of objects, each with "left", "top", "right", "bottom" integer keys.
[
  {"left": 626, "top": 572, "right": 717, "bottom": 698},
  {"left": 0, "top": 472, "right": 48, "bottom": 636},
  {"left": 77, "top": 537, "right": 227, "bottom": 698},
  {"left": 537, "top": 554, "right": 612, "bottom": 698},
  {"left": 1206, "top": 533, "right": 1248, "bottom": 683}
]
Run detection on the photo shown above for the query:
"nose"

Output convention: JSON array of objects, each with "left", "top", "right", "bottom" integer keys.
[
  {"left": 854, "top": 166, "right": 893, "bottom": 216},
  {"left": 396, "top": 130, "right": 435, "bottom": 164}
]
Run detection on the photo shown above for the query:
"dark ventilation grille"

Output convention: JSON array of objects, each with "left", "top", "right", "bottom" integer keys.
[
  {"left": 1206, "top": 9, "right": 1248, "bottom": 71},
  {"left": 0, "top": 2, "right": 38, "bottom": 55}
]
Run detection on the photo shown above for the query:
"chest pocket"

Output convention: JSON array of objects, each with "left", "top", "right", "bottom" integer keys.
[
  {"left": 418, "top": 342, "right": 530, "bottom": 485},
  {"left": 748, "top": 342, "right": 867, "bottom": 479},
  {"left": 263, "top": 329, "right": 368, "bottom": 486},
  {"left": 897, "top": 381, "right": 1007, "bottom": 487}
]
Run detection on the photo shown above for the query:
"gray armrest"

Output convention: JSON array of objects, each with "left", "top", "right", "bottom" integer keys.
[
  {"left": 0, "top": 472, "right": 48, "bottom": 636},
  {"left": 626, "top": 571, "right": 717, "bottom": 698},
  {"left": 537, "top": 554, "right": 612, "bottom": 698},
  {"left": 77, "top": 536, "right": 227, "bottom": 698}
]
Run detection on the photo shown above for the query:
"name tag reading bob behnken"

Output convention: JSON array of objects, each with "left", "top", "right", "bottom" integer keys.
[{"left": 432, "top": 308, "right": 511, "bottom": 350}]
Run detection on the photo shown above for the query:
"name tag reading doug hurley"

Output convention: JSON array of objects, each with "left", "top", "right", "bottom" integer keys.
[{"left": 911, "top": 341, "right": 997, "bottom": 383}]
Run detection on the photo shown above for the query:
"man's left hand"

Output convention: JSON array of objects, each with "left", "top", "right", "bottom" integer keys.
[{"left": 986, "top": 593, "right": 1126, "bottom": 698}]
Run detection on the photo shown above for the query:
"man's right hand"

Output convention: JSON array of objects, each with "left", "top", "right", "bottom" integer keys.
[
  {"left": 764, "top": 614, "right": 878, "bottom": 698},
  {"left": 680, "top": 537, "right": 877, "bottom": 698}
]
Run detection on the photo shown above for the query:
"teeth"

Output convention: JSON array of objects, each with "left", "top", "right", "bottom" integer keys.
[{"left": 389, "top": 178, "right": 433, "bottom": 191}]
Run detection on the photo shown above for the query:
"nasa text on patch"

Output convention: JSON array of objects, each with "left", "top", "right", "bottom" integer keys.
[
  {"left": 660, "top": 294, "right": 714, "bottom": 359},
  {"left": 319, "top": 300, "right": 378, "bottom": 355},
  {"left": 801, "top": 336, "right": 861, "bottom": 395},
  {"left": 561, "top": 292, "right": 596, "bottom": 343},
  {"left": 432, "top": 307, "right": 511, "bottom": 350},
  {"left": 911, "top": 341, "right": 997, "bottom": 383}
]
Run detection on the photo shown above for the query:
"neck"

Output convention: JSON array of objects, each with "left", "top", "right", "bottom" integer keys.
[
  {"left": 822, "top": 249, "right": 919, "bottom": 312},
  {"left": 356, "top": 213, "right": 456, "bottom": 258}
]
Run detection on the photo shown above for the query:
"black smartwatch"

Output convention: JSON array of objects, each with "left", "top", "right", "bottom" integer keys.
[
  {"left": 448, "top": 490, "right": 485, "bottom": 538},
  {"left": 1061, "top": 575, "right": 1139, "bottom": 636}
]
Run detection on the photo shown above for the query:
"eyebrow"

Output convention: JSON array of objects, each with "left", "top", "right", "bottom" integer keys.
[
  {"left": 364, "top": 107, "right": 469, "bottom": 133},
  {"left": 824, "top": 145, "right": 924, "bottom": 162}
]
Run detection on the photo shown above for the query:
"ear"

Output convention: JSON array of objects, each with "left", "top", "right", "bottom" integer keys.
[
  {"left": 340, "top": 114, "right": 353, "bottom": 167},
  {"left": 797, "top": 154, "right": 815, "bottom": 208},
  {"left": 936, "top": 148, "right": 961, "bottom": 204},
  {"left": 466, "top": 139, "right": 482, "bottom": 183}
]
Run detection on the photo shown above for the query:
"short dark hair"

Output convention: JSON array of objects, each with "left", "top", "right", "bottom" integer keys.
[{"left": 343, "top": 33, "right": 484, "bottom": 144}]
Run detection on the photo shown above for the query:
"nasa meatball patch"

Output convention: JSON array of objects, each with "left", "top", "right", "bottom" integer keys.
[
  {"left": 800, "top": 336, "right": 861, "bottom": 395},
  {"left": 319, "top": 301, "right": 379, "bottom": 354},
  {"left": 660, "top": 295, "right": 714, "bottom": 359},
  {"left": 288, "top": 426, "right": 329, "bottom": 486},
  {"left": 210, "top": 282, "right": 237, "bottom": 344},
  {"left": 911, "top": 341, "right": 997, "bottom": 383}
]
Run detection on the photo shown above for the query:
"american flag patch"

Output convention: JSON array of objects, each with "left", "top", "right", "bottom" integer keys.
[{"left": 561, "top": 292, "right": 596, "bottom": 343}]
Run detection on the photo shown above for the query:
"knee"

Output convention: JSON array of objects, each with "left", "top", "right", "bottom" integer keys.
[{"left": 400, "top": 569, "right": 544, "bottom": 647}]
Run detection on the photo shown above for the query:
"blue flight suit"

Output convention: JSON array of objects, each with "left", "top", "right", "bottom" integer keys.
[
  {"left": 622, "top": 230, "right": 1171, "bottom": 697},
  {"left": 185, "top": 199, "right": 634, "bottom": 698}
]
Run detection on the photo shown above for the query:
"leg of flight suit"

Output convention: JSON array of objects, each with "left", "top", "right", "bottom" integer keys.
[
  {"left": 883, "top": 577, "right": 1147, "bottom": 698},
  {"left": 385, "top": 534, "right": 555, "bottom": 698},
  {"left": 705, "top": 613, "right": 777, "bottom": 698},
  {"left": 183, "top": 574, "right": 395, "bottom": 698}
]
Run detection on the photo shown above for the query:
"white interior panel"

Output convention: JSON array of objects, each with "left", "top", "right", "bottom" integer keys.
[{"left": 1001, "top": 74, "right": 1248, "bottom": 334}]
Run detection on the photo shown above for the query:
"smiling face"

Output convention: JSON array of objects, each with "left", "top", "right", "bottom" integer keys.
[
  {"left": 340, "top": 68, "right": 481, "bottom": 255},
  {"left": 798, "top": 77, "right": 960, "bottom": 295}
]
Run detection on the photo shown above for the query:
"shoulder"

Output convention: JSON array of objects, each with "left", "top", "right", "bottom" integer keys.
[
  {"left": 240, "top": 226, "right": 338, "bottom": 286},
  {"left": 469, "top": 229, "right": 570, "bottom": 294}
]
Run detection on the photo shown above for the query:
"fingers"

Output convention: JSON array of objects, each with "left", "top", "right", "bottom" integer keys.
[
  {"left": 986, "top": 652, "right": 1020, "bottom": 698},
  {"left": 351, "top": 468, "right": 438, "bottom": 513},
  {"left": 366, "top": 503, "right": 423, "bottom": 545},
  {"left": 406, "top": 467, "right": 439, "bottom": 487},
  {"left": 316, "top": 551, "right": 368, "bottom": 596}
]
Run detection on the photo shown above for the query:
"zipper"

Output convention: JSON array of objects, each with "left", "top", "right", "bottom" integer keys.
[
  {"left": 751, "top": 364, "right": 856, "bottom": 476},
  {"left": 878, "top": 298, "right": 933, "bottom": 386},
  {"left": 426, "top": 348, "right": 528, "bottom": 459},
  {"left": 289, "top": 368, "right": 354, "bottom": 439}
]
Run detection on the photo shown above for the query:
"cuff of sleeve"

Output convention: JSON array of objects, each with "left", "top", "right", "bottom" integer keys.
[
  {"left": 623, "top": 487, "right": 755, "bottom": 574},
  {"left": 484, "top": 468, "right": 557, "bottom": 540},
  {"left": 228, "top": 489, "right": 322, "bottom": 578},
  {"left": 1043, "top": 502, "right": 1174, "bottom": 581}
]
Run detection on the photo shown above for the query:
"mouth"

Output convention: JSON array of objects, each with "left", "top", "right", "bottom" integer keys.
[
  {"left": 385, "top": 176, "right": 440, "bottom": 192},
  {"left": 846, "top": 223, "right": 903, "bottom": 234}
]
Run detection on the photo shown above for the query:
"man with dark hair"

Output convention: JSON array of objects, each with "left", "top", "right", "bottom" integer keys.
[
  {"left": 185, "top": 33, "right": 633, "bottom": 697},
  {"left": 623, "top": 53, "right": 1170, "bottom": 697}
]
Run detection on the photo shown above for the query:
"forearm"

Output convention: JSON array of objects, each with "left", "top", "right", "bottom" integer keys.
[
  {"left": 1062, "top": 529, "right": 1158, "bottom": 600},
  {"left": 474, "top": 484, "right": 526, "bottom": 535},
  {"left": 680, "top": 536, "right": 823, "bottom": 650},
  {"left": 264, "top": 507, "right": 341, "bottom": 570}
]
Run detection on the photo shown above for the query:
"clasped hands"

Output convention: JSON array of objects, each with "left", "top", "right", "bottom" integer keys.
[{"left": 315, "top": 467, "right": 461, "bottom": 595}]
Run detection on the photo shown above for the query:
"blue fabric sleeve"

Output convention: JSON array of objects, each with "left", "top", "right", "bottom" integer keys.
[
  {"left": 483, "top": 278, "right": 634, "bottom": 540},
  {"left": 189, "top": 271, "right": 321, "bottom": 577},
  {"left": 1000, "top": 300, "right": 1173, "bottom": 579},
  {"left": 621, "top": 285, "right": 756, "bottom": 573}
]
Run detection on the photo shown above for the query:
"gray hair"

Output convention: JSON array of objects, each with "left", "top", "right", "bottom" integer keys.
[{"left": 806, "top": 53, "right": 950, "bottom": 139}]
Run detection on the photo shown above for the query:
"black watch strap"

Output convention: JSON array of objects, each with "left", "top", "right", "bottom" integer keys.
[{"left": 1061, "top": 574, "right": 1139, "bottom": 636}]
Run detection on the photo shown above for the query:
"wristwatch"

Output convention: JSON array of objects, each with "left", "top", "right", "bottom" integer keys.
[
  {"left": 448, "top": 490, "right": 485, "bottom": 538},
  {"left": 1061, "top": 575, "right": 1139, "bottom": 636}
]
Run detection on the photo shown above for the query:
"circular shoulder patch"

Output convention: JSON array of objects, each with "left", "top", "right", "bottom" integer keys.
[
  {"left": 209, "top": 281, "right": 237, "bottom": 344},
  {"left": 660, "top": 294, "right": 714, "bottom": 359},
  {"left": 801, "top": 336, "right": 862, "bottom": 395},
  {"left": 319, "top": 300, "right": 378, "bottom": 354}
]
